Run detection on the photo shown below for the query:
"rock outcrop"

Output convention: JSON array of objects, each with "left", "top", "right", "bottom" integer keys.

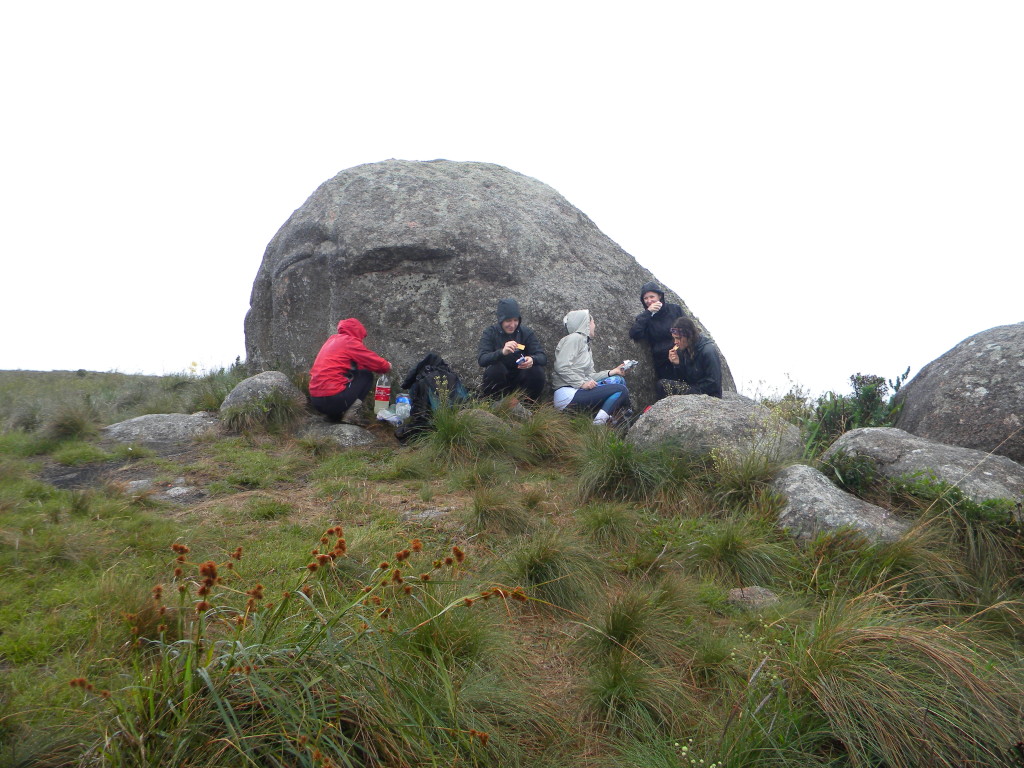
[
  {"left": 244, "top": 159, "right": 735, "bottom": 407},
  {"left": 772, "top": 464, "right": 910, "bottom": 542},
  {"left": 626, "top": 392, "right": 802, "bottom": 461},
  {"left": 102, "top": 413, "right": 219, "bottom": 445},
  {"left": 894, "top": 322, "right": 1024, "bottom": 463},
  {"left": 825, "top": 427, "right": 1024, "bottom": 504}
]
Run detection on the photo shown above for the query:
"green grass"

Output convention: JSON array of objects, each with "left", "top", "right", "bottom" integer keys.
[{"left": 2, "top": 369, "right": 1024, "bottom": 768}]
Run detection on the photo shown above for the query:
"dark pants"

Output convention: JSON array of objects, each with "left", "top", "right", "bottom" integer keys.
[
  {"left": 567, "top": 382, "right": 630, "bottom": 415},
  {"left": 481, "top": 363, "right": 545, "bottom": 401},
  {"left": 310, "top": 370, "right": 373, "bottom": 420}
]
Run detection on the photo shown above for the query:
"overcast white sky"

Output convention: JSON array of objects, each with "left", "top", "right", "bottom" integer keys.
[{"left": 2, "top": 2, "right": 1021, "bottom": 398}]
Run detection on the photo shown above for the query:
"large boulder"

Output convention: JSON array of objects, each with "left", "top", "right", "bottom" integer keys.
[
  {"left": 772, "top": 464, "right": 910, "bottom": 542},
  {"left": 626, "top": 392, "right": 803, "bottom": 461},
  {"left": 244, "top": 159, "right": 735, "bottom": 407},
  {"left": 825, "top": 427, "right": 1024, "bottom": 504},
  {"left": 894, "top": 322, "right": 1024, "bottom": 463}
]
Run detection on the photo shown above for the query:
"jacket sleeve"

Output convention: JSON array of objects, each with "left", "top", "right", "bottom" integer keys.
[
  {"left": 688, "top": 344, "right": 723, "bottom": 396},
  {"left": 522, "top": 328, "right": 547, "bottom": 367},
  {"left": 477, "top": 327, "right": 504, "bottom": 368},
  {"left": 629, "top": 310, "right": 652, "bottom": 342},
  {"left": 554, "top": 335, "right": 595, "bottom": 388},
  {"left": 350, "top": 343, "right": 391, "bottom": 375}
]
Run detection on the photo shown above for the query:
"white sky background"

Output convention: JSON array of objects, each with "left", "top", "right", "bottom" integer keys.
[{"left": 2, "top": 2, "right": 1021, "bottom": 399}]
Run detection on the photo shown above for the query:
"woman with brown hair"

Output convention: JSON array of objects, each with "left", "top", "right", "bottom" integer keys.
[{"left": 665, "top": 316, "right": 723, "bottom": 398}]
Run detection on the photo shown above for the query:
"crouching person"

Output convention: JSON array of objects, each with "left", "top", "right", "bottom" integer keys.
[
  {"left": 309, "top": 318, "right": 392, "bottom": 425},
  {"left": 552, "top": 309, "right": 632, "bottom": 425},
  {"left": 477, "top": 298, "right": 547, "bottom": 402}
]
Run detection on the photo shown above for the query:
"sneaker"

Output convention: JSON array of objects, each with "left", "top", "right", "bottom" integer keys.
[{"left": 341, "top": 399, "right": 369, "bottom": 427}]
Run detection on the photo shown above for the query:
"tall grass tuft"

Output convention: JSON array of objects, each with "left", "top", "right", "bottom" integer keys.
[
  {"left": 220, "top": 388, "right": 306, "bottom": 435},
  {"left": 414, "top": 402, "right": 526, "bottom": 466},
  {"left": 684, "top": 517, "right": 796, "bottom": 587},
  {"left": 503, "top": 526, "right": 606, "bottom": 613},
  {"left": 44, "top": 397, "right": 101, "bottom": 441},
  {"left": 467, "top": 486, "right": 535, "bottom": 535},
  {"left": 576, "top": 428, "right": 684, "bottom": 503}
]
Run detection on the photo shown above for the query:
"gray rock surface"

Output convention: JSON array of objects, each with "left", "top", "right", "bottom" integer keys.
[
  {"left": 244, "top": 159, "right": 735, "bottom": 408},
  {"left": 727, "top": 586, "right": 780, "bottom": 610},
  {"left": 772, "top": 464, "right": 910, "bottom": 542},
  {"left": 220, "top": 371, "right": 305, "bottom": 415},
  {"left": 296, "top": 419, "right": 376, "bottom": 448},
  {"left": 626, "top": 392, "right": 802, "bottom": 461},
  {"left": 102, "top": 413, "right": 220, "bottom": 445},
  {"left": 894, "top": 322, "right": 1024, "bottom": 463},
  {"left": 825, "top": 427, "right": 1024, "bottom": 503}
]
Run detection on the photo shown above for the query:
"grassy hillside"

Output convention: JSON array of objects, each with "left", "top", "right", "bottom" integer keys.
[{"left": 1, "top": 369, "right": 1022, "bottom": 768}]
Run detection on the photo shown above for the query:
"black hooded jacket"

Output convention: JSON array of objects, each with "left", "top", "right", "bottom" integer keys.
[
  {"left": 628, "top": 282, "right": 684, "bottom": 379},
  {"left": 477, "top": 298, "right": 548, "bottom": 370},
  {"left": 667, "top": 336, "right": 723, "bottom": 397}
]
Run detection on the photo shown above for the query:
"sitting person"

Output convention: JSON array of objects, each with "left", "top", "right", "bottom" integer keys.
[
  {"left": 308, "top": 318, "right": 392, "bottom": 424},
  {"left": 551, "top": 309, "right": 632, "bottom": 425},
  {"left": 628, "top": 281, "right": 685, "bottom": 399},
  {"left": 477, "top": 298, "right": 547, "bottom": 402},
  {"left": 665, "top": 316, "right": 723, "bottom": 398}
]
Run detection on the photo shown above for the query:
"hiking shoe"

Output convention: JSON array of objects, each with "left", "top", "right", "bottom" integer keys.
[
  {"left": 341, "top": 399, "right": 369, "bottom": 427},
  {"left": 609, "top": 408, "right": 635, "bottom": 429}
]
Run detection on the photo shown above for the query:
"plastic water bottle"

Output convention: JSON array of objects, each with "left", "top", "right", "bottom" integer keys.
[
  {"left": 395, "top": 394, "right": 411, "bottom": 420},
  {"left": 373, "top": 374, "right": 392, "bottom": 414}
]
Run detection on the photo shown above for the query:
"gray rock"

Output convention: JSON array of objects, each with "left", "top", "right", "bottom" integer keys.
[
  {"left": 220, "top": 371, "right": 305, "bottom": 415},
  {"left": 894, "top": 322, "right": 1024, "bottom": 463},
  {"left": 102, "top": 412, "right": 220, "bottom": 445},
  {"left": 772, "top": 464, "right": 910, "bottom": 542},
  {"left": 243, "top": 159, "right": 735, "bottom": 408},
  {"left": 297, "top": 419, "right": 375, "bottom": 448},
  {"left": 727, "top": 586, "right": 780, "bottom": 610},
  {"left": 627, "top": 391, "right": 803, "bottom": 461},
  {"left": 825, "top": 427, "right": 1024, "bottom": 504}
]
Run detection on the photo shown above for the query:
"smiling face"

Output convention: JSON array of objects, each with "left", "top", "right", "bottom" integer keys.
[
  {"left": 642, "top": 291, "right": 660, "bottom": 308},
  {"left": 501, "top": 317, "right": 520, "bottom": 334}
]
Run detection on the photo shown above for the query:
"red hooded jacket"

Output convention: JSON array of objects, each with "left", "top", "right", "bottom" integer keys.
[{"left": 308, "top": 318, "right": 391, "bottom": 397}]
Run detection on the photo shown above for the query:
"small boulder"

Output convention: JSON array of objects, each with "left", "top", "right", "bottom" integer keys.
[
  {"left": 627, "top": 392, "right": 802, "bottom": 461},
  {"left": 825, "top": 427, "right": 1024, "bottom": 504},
  {"left": 772, "top": 464, "right": 909, "bottom": 542},
  {"left": 296, "top": 419, "right": 375, "bottom": 448},
  {"left": 727, "top": 586, "right": 780, "bottom": 610},
  {"left": 102, "top": 412, "right": 220, "bottom": 445},
  {"left": 894, "top": 322, "right": 1024, "bottom": 463},
  {"left": 220, "top": 371, "right": 305, "bottom": 415}
]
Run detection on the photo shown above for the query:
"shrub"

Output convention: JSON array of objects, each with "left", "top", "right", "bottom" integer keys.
[{"left": 803, "top": 368, "right": 909, "bottom": 456}]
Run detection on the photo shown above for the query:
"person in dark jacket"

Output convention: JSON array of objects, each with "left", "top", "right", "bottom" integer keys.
[
  {"left": 309, "top": 318, "right": 392, "bottom": 424},
  {"left": 477, "top": 298, "right": 547, "bottom": 401},
  {"left": 665, "top": 316, "right": 723, "bottom": 398},
  {"left": 628, "top": 281, "right": 685, "bottom": 399}
]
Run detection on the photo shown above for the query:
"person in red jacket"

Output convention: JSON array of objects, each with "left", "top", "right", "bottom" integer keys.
[{"left": 309, "top": 318, "right": 392, "bottom": 424}]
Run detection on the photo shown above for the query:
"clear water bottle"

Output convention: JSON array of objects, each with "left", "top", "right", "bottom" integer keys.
[
  {"left": 395, "top": 394, "right": 411, "bottom": 420},
  {"left": 373, "top": 374, "right": 391, "bottom": 414}
]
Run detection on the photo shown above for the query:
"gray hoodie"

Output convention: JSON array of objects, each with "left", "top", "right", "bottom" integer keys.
[{"left": 551, "top": 310, "right": 613, "bottom": 389}]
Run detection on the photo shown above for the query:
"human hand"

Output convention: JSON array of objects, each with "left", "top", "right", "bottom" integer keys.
[
  {"left": 609, "top": 365, "right": 625, "bottom": 377},
  {"left": 581, "top": 379, "right": 597, "bottom": 390},
  {"left": 649, "top": 301, "right": 663, "bottom": 314},
  {"left": 668, "top": 348, "right": 680, "bottom": 365},
  {"left": 517, "top": 356, "right": 533, "bottom": 369},
  {"left": 502, "top": 340, "right": 519, "bottom": 355}
]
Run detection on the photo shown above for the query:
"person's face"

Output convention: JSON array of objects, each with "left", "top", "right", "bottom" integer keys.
[
  {"left": 588, "top": 317, "right": 596, "bottom": 337},
  {"left": 501, "top": 318, "right": 520, "bottom": 334},
  {"left": 642, "top": 291, "right": 660, "bottom": 308},
  {"left": 671, "top": 329, "right": 689, "bottom": 350}
]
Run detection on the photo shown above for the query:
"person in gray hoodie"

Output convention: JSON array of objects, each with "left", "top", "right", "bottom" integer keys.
[{"left": 552, "top": 309, "right": 632, "bottom": 425}]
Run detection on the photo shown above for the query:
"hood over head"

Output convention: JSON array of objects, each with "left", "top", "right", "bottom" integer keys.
[
  {"left": 496, "top": 298, "right": 522, "bottom": 323},
  {"left": 639, "top": 281, "right": 665, "bottom": 307},
  {"left": 336, "top": 318, "right": 367, "bottom": 340},
  {"left": 563, "top": 309, "right": 591, "bottom": 337}
]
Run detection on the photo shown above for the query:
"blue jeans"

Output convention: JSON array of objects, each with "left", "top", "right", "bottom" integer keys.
[{"left": 566, "top": 382, "right": 630, "bottom": 415}]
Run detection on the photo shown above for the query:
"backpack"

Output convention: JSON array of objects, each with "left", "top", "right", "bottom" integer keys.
[{"left": 395, "top": 353, "right": 470, "bottom": 443}]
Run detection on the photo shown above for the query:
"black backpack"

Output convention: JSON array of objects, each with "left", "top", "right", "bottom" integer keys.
[{"left": 395, "top": 353, "right": 470, "bottom": 443}]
